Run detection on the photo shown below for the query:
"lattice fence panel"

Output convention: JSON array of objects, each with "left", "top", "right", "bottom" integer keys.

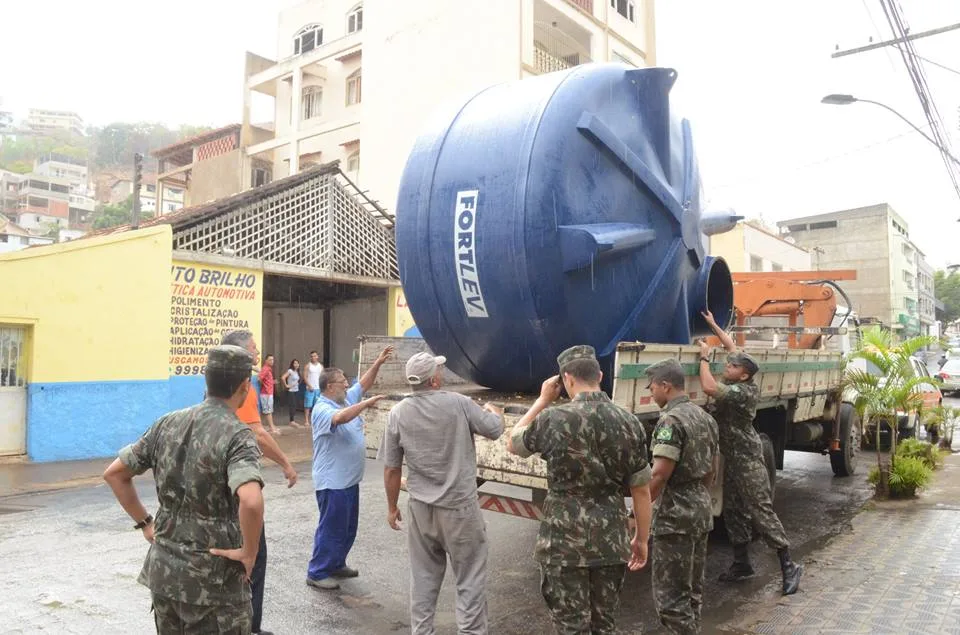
[
  {"left": 330, "top": 174, "right": 398, "bottom": 279},
  {"left": 171, "top": 171, "right": 397, "bottom": 281}
]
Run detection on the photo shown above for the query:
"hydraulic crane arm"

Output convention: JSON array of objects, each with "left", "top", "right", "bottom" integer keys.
[{"left": 706, "top": 270, "right": 857, "bottom": 350}]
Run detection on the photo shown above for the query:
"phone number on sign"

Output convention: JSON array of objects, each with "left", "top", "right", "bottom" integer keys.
[{"left": 172, "top": 365, "right": 206, "bottom": 376}]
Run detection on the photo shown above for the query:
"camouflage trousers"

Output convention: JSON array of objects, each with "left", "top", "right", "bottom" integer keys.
[
  {"left": 652, "top": 533, "right": 708, "bottom": 635},
  {"left": 723, "top": 457, "right": 789, "bottom": 549},
  {"left": 539, "top": 563, "right": 626, "bottom": 635},
  {"left": 152, "top": 594, "right": 252, "bottom": 634}
]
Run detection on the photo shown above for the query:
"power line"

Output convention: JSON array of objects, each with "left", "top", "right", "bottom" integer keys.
[
  {"left": 878, "top": 0, "right": 960, "bottom": 205},
  {"left": 910, "top": 53, "right": 960, "bottom": 77},
  {"left": 859, "top": 0, "right": 901, "bottom": 73}
]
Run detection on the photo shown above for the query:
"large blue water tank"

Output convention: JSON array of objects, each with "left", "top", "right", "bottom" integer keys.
[{"left": 396, "top": 64, "right": 734, "bottom": 392}]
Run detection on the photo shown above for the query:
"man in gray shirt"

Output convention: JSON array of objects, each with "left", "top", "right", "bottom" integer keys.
[{"left": 379, "top": 352, "right": 504, "bottom": 635}]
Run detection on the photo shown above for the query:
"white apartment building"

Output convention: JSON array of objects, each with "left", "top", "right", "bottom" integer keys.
[
  {"left": 916, "top": 250, "right": 937, "bottom": 343},
  {"left": 34, "top": 156, "right": 89, "bottom": 194},
  {"left": 25, "top": 109, "right": 85, "bottom": 136},
  {"left": 142, "top": 181, "right": 185, "bottom": 215},
  {"left": 241, "top": 0, "right": 655, "bottom": 213}
]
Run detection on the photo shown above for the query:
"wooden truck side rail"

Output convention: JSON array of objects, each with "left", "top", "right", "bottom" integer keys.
[
  {"left": 357, "top": 335, "right": 847, "bottom": 503},
  {"left": 612, "top": 342, "right": 844, "bottom": 421}
]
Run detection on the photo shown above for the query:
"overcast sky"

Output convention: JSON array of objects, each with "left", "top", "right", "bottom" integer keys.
[{"left": 2, "top": 0, "right": 959, "bottom": 267}]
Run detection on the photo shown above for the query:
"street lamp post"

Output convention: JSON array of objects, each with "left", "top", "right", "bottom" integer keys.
[{"left": 820, "top": 94, "right": 960, "bottom": 168}]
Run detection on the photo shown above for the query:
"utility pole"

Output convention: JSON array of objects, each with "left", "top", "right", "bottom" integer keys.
[
  {"left": 132, "top": 152, "right": 142, "bottom": 229},
  {"left": 832, "top": 21, "right": 960, "bottom": 58},
  {"left": 811, "top": 246, "right": 825, "bottom": 271}
]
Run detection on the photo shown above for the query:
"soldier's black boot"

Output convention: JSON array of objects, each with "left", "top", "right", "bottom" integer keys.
[
  {"left": 719, "top": 543, "right": 755, "bottom": 582},
  {"left": 778, "top": 547, "right": 802, "bottom": 595}
]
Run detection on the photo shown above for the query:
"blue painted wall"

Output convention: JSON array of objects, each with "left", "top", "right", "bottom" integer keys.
[
  {"left": 168, "top": 375, "right": 206, "bottom": 413},
  {"left": 27, "top": 375, "right": 265, "bottom": 462},
  {"left": 27, "top": 380, "right": 171, "bottom": 463}
]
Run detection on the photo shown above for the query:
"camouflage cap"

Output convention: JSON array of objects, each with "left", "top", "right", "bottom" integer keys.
[
  {"left": 644, "top": 358, "right": 685, "bottom": 388},
  {"left": 206, "top": 345, "right": 254, "bottom": 374},
  {"left": 727, "top": 351, "right": 759, "bottom": 376},
  {"left": 557, "top": 345, "right": 597, "bottom": 369}
]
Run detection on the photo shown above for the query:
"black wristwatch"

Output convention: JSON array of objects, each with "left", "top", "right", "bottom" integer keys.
[
  {"left": 699, "top": 357, "right": 710, "bottom": 363},
  {"left": 134, "top": 514, "right": 153, "bottom": 530}
]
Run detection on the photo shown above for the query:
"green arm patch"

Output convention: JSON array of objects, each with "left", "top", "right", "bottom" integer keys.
[{"left": 655, "top": 426, "right": 674, "bottom": 442}]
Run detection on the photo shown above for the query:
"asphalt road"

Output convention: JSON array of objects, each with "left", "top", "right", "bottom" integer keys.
[{"left": 0, "top": 441, "right": 882, "bottom": 634}]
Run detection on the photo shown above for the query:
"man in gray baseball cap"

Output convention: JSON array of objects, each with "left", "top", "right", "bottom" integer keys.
[
  {"left": 379, "top": 350, "right": 503, "bottom": 633},
  {"left": 405, "top": 352, "right": 447, "bottom": 385},
  {"left": 698, "top": 310, "right": 801, "bottom": 596}
]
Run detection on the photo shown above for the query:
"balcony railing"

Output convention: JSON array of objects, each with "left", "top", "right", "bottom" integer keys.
[
  {"left": 566, "top": 0, "right": 594, "bottom": 13},
  {"left": 533, "top": 22, "right": 592, "bottom": 74}
]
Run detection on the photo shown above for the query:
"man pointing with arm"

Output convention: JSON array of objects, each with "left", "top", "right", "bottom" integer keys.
[{"left": 306, "top": 345, "right": 394, "bottom": 590}]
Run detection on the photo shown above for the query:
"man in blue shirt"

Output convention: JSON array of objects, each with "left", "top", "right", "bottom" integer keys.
[{"left": 306, "top": 345, "right": 394, "bottom": 590}]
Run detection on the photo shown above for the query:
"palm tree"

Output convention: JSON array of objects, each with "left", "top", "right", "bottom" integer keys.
[{"left": 843, "top": 327, "right": 937, "bottom": 496}]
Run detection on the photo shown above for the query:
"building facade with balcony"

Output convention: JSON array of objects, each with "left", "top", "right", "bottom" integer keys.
[
  {"left": 25, "top": 109, "right": 85, "bottom": 136},
  {"left": 917, "top": 251, "right": 938, "bottom": 344},
  {"left": 778, "top": 204, "right": 921, "bottom": 336},
  {"left": 151, "top": 125, "right": 241, "bottom": 213},
  {"left": 1, "top": 170, "right": 24, "bottom": 222},
  {"left": 34, "top": 155, "right": 90, "bottom": 195},
  {"left": 240, "top": 0, "right": 655, "bottom": 218},
  {"left": 12, "top": 173, "right": 71, "bottom": 234}
]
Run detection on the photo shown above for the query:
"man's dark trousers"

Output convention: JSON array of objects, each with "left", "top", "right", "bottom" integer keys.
[{"left": 251, "top": 525, "right": 267, "bottom": 632}]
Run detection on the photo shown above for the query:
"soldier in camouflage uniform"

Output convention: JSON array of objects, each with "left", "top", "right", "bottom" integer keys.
[
  {"left": 103, "top": 345, "right": 266, "bottom": 634},
  {"left": 645, "top": 358, "right": 719, "bottom": 635},
  {"left": 699, "top": 310, "right": 802, "bottom": 595},
  {"left": 507, "top": 345, "right": 653, "bottom": 635}
]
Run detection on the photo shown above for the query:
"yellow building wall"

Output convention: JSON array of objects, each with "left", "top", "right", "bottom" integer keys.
[
  {"left": 0, "top": 226, "right": 172, "bottom": 383},
  {"left": 387, "top": 287, "right": 417, "bottom": 337},
  {"left": 708, "top": 224, "right": 746, "bottom": 272}
]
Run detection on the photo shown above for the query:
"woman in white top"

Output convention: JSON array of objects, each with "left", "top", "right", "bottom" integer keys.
[{"left": 281, "top": 359, "right": 303, "bottom": 428}]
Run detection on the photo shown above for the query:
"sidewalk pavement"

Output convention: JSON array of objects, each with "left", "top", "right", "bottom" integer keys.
[
  {"left": 717, "top": 453, "right": 960, "bottom": 634},
  {"left": 0, "top": 422, "right": 315, "bottom": 499}
]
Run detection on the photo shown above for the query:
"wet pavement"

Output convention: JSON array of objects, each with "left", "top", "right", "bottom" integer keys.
[
  {"left": 0, "top": 442, "right": 875, "bottom": 634},
  {"left": 716, "top": 452, "right": 960, "bottom": 634}
]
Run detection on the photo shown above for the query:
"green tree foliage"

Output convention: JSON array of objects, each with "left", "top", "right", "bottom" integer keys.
[
  {"left": 843, "top": 326, "right": 938, "bottom": 496},
  {"left": 0, "top": 123, "right": 213, "bottom": 173},
  {"left": 934, "top": 270, "right": 960, "bottom": 324},
  {"left": 93, "top": 195, "right": 133, "bottom": 230},
  {"left": 6, "top": 160, "right": 32, "bottom": 174},
  {"left": 868, "top": 456, "right": 932, "bottom": 498}
]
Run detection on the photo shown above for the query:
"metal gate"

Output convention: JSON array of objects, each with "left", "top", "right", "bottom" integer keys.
[{"left": 0, "top": 326, "right": 27, "bottom": 456}]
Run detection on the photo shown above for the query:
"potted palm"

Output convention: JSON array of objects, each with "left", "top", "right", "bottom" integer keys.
[{"left": 843, "top": 327, "right": 937, "bottom": 497}]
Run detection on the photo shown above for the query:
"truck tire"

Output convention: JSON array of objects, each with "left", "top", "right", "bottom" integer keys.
[
  {"left": 830, "top": 403, "right": 860, "bottom": 477},
  {"left": 759, "top": 433, "right": 776, "bottom": 502}
]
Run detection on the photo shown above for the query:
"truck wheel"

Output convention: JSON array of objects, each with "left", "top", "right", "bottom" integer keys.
[
  {"left": 759, "top": 433, "right": 776, "bottom": 502},
  {"left": 830, "top": 403, "right": 860, "bottom": 477}
]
